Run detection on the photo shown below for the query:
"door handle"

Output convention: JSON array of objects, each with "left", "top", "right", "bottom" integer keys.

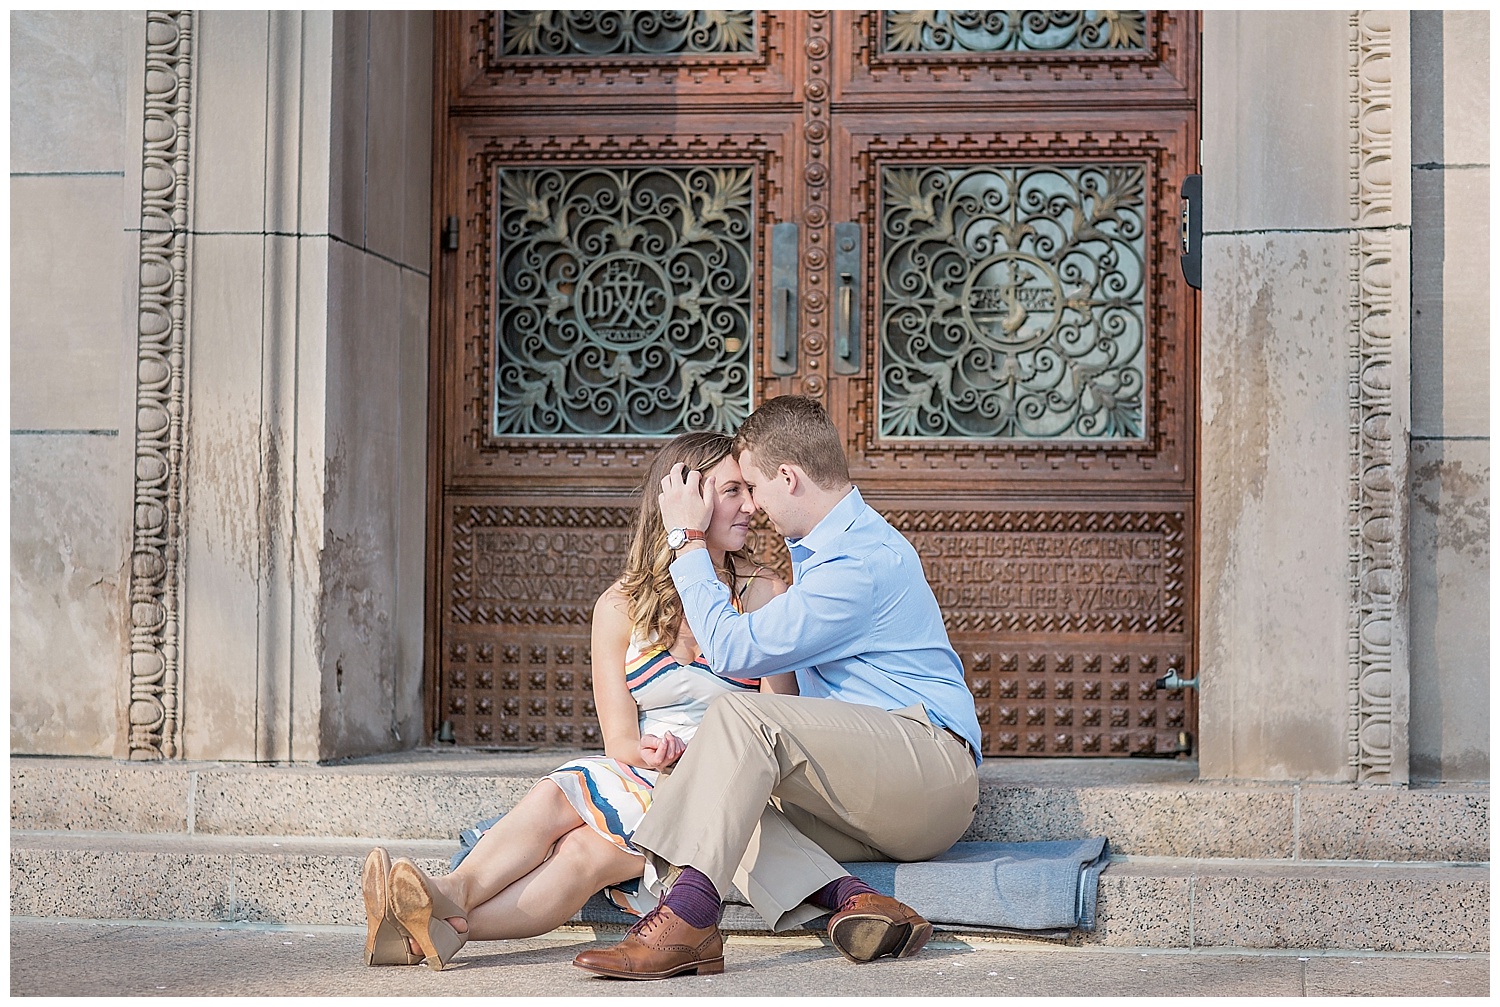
[
  {"left": 770, "top": 222, "right": 799, "bottom": 375},
  {"left": 832, "top": 222, "right": 861, "bottom": 375},
  {"left": 773, "top": 287, "right": 793, "bottom": 362}
]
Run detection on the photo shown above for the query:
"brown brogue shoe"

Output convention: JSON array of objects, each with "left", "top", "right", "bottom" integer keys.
[
  {"left": 572, "top": 905, "right": 725, "bottom": 980},
  {"left": 827, "top": 892, "right": 933, "bottom": 963}
]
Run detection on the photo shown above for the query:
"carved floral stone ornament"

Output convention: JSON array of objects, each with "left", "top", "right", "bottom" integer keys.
[
  {"left": 1347, "top": 10, "right": 1405, "bottom": 784},
  {"left": 127, "top": 11, "right": 193, "bottom": 760}
]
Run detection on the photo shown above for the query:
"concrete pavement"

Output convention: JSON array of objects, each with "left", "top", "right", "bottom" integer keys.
[{"left": 9, "top": 918, "right": 1489, "bottom": 998}]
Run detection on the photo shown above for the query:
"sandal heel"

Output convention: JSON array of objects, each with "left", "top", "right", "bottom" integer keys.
[
  {"left": 388, "top": 858, "right": 469, "bottom": 971},
  {"left": 361, "top": 848, "right": 421, "bottom": 966}
]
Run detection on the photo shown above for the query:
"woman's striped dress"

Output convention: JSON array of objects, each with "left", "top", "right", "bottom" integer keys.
[{"left": 542, "top": 632, "right": 759, "bottom": 915}]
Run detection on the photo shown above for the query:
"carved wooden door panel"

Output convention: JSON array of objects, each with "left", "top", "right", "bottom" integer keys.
[{"left": 429, "top": 11, "right": 1199, "bottom": 757}]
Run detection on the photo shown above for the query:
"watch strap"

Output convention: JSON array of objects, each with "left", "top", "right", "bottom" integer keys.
[{"left": 668, "top": 527, "right": 707, "bottom": 550}]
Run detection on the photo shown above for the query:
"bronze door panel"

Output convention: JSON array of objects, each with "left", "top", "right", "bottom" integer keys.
[
  {"left": 887, "top": 502, "right": 1194, "bottom": 757},
  {"left": 833, "top": 10, "right": 1198, "bottom": 105},
  {"left": 446, "top": 10, "right": 799, "bottom": 109},
  {"left": 827, "top": 109, "right": 1198, "bottom": 488},
  {"left": 441, "top": 114, "right": 798, "bottom": 490}
]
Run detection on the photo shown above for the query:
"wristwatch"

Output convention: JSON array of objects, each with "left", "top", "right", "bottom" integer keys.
[{"left": 666, "top": 527, "right": 707, "bottom": 551}]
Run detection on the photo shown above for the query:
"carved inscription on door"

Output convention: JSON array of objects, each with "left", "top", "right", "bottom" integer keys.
[{"left": 905, "top": 512, "right": 1183, "bottom": 633}]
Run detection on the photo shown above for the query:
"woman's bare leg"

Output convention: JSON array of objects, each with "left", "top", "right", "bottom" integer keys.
[
  {"left": 462, "top": 824, "right": 645, "bottom": 941},
  {"left": 427, "top": 780, "right": 588, "bottom": 932}
]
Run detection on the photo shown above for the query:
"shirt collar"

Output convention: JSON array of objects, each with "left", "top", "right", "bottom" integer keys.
[{"left": 784, "top": 486, "right": 862, "bottom": 561}]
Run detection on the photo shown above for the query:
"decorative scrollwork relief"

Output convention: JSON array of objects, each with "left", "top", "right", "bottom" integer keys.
[
  {"left": 1350, "top": 13, "right": 1395, "bottom": 227},
  {"left": 127, "top": 11, "right": 194, "bottom": 760},
  {"left": 846, "top": 127, "right": 1185, "bottom": 474},
  {"left": 879, "top": 163, "right": 1148, "bottom": 440},
  {"left": 854, "top": 10, "right": 1182, "bottom": 91},
  {"left": 492, "top": 166, "right": 755, "bottom": 437},
  {"left": 499, "top": 10, "right": 756, "bottom": 57},
  {"left": 882, "top": 10, "right": 1147, "bottom": 54},
  {"left": 466, "top": 10, "right": 781, "bottom": 96},
  {"left": 1347, "top": 11, "right": 1404, "bottom": 784}
]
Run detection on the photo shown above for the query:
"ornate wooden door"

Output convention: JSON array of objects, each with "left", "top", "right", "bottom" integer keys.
[{"left": 429, "top": 11, "right": 1199, "bottom": 757}]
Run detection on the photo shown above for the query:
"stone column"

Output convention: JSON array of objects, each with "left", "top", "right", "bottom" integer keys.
[
  {"left": 136, "top": 11, "right": 432, "bottom": 761},
  {"left": 1198, "top": 11, "right": 1412, "bottom": 782}
]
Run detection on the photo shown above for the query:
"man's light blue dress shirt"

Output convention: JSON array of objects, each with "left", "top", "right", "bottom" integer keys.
[{"left": 669, "top": 486, "right": 982, "bottom": 764}]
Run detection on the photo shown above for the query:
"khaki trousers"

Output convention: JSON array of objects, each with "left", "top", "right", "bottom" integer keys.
[{"left": 631, "top": 692, "right": 979, "bottom": 932}]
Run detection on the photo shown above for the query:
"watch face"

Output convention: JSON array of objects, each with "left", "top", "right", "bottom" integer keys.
[{"left": 667, "top": 528, "right": 686, "bottom": 550}]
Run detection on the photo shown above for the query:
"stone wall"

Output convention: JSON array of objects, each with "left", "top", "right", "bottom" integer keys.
[
  {"left": 1407, "top": 11, "right": 1490, "bottom": 782},
  {"left": 10, "top": 11, "right": 432, "bottom": 761},
  {"left": 320, "top": 12, "right": 433, "bottom": 759},
  {"left": 10, "top": 11, "right": 141, "bottom": 756}
]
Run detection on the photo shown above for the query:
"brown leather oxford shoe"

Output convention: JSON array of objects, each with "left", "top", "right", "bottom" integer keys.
[
  {"left": 827, "top": 892, "right": 933, "bottom": 963},
  {"left": 572, "top": 905, "right": 725, "bottom": 980}
]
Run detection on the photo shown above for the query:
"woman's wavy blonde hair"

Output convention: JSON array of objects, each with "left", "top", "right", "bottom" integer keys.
[{"left": 620, "top": 431, "right": 751, "bottom": 648}]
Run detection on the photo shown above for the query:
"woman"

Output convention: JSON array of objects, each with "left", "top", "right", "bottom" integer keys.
[{"left": 362, "top": 432, "right": 794, "bottom": 970}]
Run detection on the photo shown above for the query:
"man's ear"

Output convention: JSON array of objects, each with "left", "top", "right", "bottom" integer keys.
[{"left": 779, "top": 463, "right": 800, "bottom": 494}]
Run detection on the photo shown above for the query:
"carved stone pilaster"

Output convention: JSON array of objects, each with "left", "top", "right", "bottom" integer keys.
[
  {"left": 127, "top": 11, "right": 194, "bottom": 760},
  {"left": 1346, "top": 11, "right": 1408, "bottom": 784}
]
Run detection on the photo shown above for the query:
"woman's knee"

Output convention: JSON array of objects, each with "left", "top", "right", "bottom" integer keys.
[
  {"left": 517, "top": 779, "right": 584, "bottom": 830},
  {"left": 553, "top": 827, "right": 642, "bottom": 883}
]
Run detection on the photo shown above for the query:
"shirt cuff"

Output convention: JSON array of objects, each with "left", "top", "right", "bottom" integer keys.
[{"left": 668, "top": 546, "right": 718, "bottom": 592}]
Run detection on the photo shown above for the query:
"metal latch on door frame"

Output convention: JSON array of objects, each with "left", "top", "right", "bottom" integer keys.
[{"left": 1179, "top": 174, "right": 1201, "bottom": 289}]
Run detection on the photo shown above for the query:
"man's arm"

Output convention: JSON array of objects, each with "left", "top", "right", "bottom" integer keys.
[{"left": 671, "top": 548, "right": 873, "bottom": 680}]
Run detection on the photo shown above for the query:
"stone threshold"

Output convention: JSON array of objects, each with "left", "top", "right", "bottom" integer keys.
[{"left": 10, "top": 830, "right": 1489, "bottom": 953}]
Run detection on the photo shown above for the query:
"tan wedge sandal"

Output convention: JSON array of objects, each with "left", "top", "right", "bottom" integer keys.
[
  {"left": 362, "top": 847, "right": 423, "bottom": 966},
  {"left": 388, "top": 857, "right": 470, "bottom": 971}
]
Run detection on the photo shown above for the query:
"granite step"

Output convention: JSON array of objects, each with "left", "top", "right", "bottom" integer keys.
[
  {"left": 9, "top": 831, "right": 1488, "bottom": 953},
  {"left": 11, "top": 754, "right": 1489, "bottom": 863}
]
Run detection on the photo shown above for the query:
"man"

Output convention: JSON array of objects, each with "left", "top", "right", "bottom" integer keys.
[{"left": 573, "top": 396, "right": 981, "bottom": 980}]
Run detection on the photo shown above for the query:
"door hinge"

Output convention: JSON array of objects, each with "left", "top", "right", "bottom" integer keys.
[{"left": 441, "top": 215, "right": 460, "bottom": 252}]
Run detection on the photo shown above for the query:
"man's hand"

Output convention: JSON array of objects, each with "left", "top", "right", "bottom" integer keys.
[
  {"left": 639, "top": 731, "right": 685, "bottom": 769},
  {"left": 658, "top": 463, "right": 715, "bottom": 536}
]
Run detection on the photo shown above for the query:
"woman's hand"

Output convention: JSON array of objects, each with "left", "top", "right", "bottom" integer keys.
[{"left": 638, "top": 731, "right": 686, "bottom": 769}]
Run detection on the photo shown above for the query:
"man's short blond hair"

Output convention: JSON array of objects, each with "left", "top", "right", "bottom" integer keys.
[{"left": 732, "top": 395, "right": 850, "bottom": 490}]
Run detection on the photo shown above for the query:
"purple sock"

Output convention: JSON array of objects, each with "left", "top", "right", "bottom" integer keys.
[
  {"left": 661, "top": 867, "right": 721, "bottom": 929},
  {"left": 812, "top": 875, "right": 878, "bottom": 910}
]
